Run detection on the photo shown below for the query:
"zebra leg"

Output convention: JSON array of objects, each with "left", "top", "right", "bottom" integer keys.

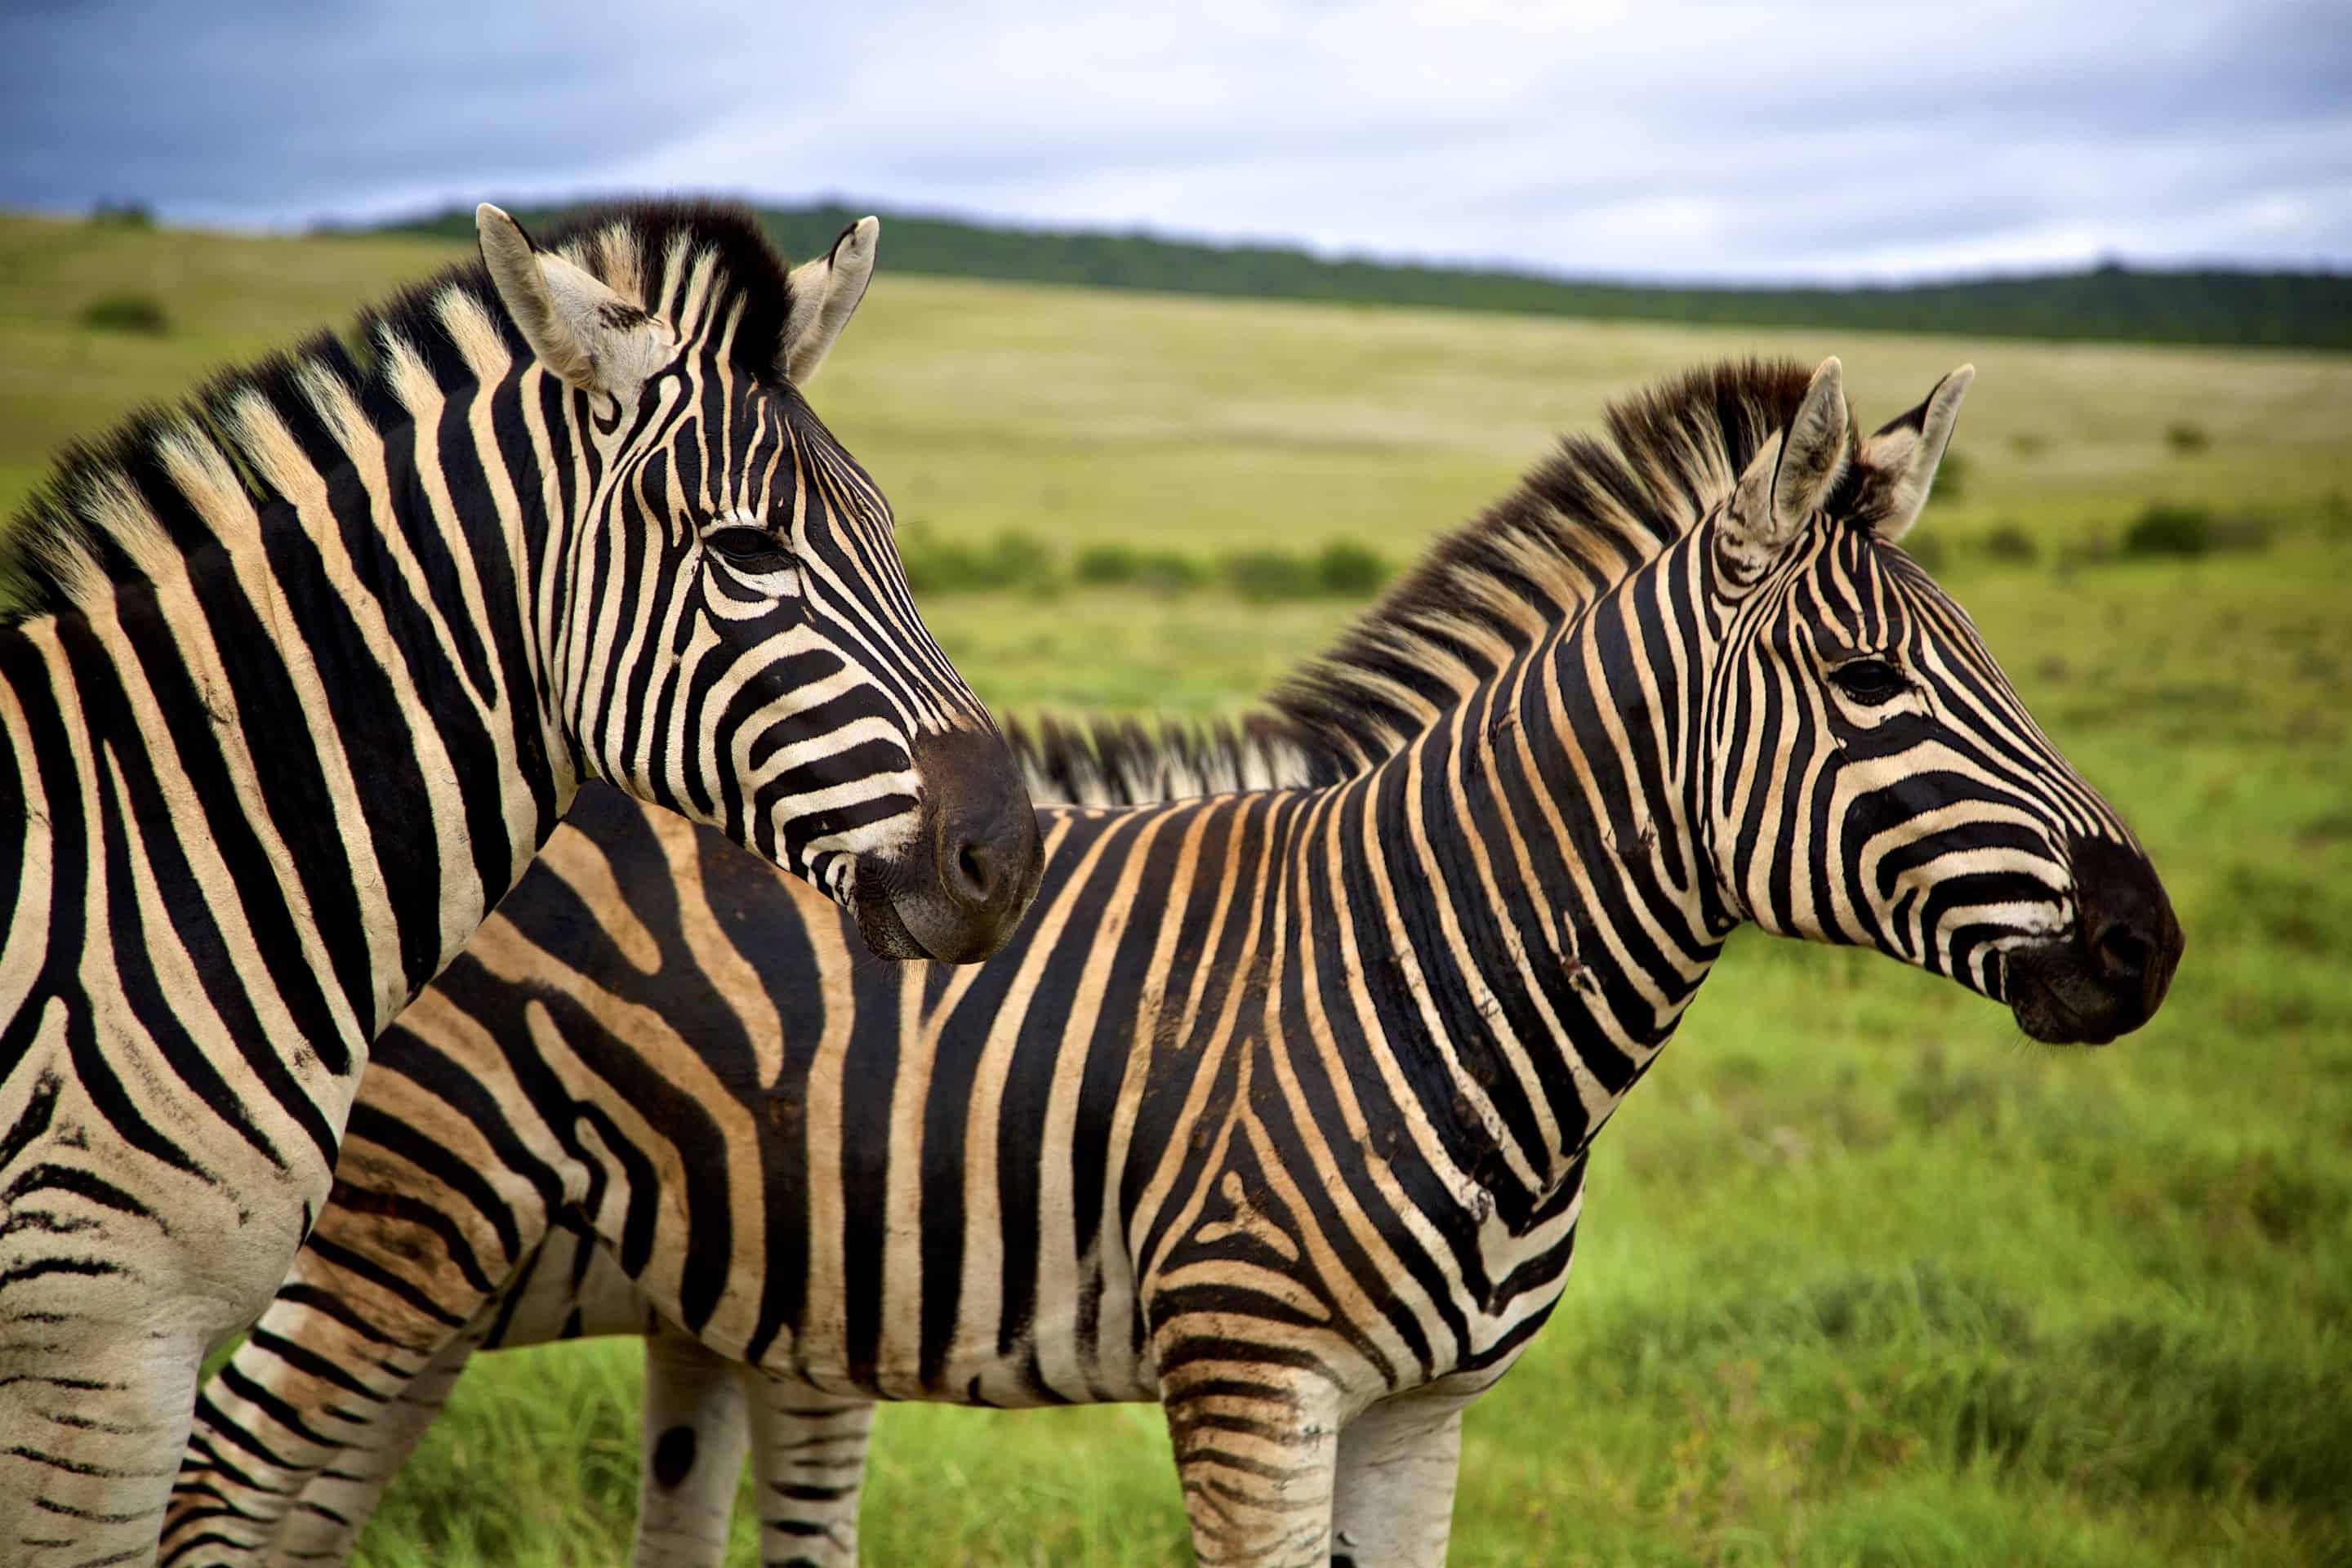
[
  {"left": 163, "top": 1196, "right": 509, "bottom": 1562},
  {"left": 165, "top": 1277, "right": 477, "bottom": 1562},
  {"left": 0, "top": 1312, "right": 215, "bottom": 1568},
  {"left": 742, "top": 1376, "right": 872, "bottom": 1568},
  {"left": 634, "top": 1320, "right": 751, "bottom": 1568},
  {"left": 1325, "top": 1390, "right": 1472, "bottom": 1568},
  {"left": 1160, "top": 1365, "right": 1343, "bottom": 1568},
  {"left": 1, "top": 1061, "right": 318, "bottom": 1565},
  {"left": 256, "top": 1327, "right": 483, "bottom": 1565}
]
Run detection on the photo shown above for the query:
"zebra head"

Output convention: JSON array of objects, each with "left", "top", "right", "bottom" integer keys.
[
  {"left": 477, "top": 203, "right": 1041, "bottom": 962},
  {"left": 1701, "top": 357, "right": 2180, "bottom": 1044}
]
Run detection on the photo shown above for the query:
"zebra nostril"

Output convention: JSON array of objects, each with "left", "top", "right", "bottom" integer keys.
[
  {"left": 945, "top": 836, "right": 997, "bottom": 911},
  {"left": 2093, "top": 920, "right": 2154, "bottom": 980}
]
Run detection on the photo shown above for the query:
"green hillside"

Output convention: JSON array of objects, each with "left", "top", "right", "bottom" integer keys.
[{"left": 369, "top": 200, "right": 2352, "bottom": 351}]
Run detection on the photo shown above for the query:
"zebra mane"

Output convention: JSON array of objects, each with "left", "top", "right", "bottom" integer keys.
[
  {"left": 1003, "top": 711, "right": 1354, "bottom": 807},
  {"left": 1005, "top": 355, "right": 1842, "bottom": 800},
  {"left": 0, "top": 200, "right": 804, "bottom": 626},
  {"left": 1263, "top": 354, "right": 1832, "bottom": 765}
]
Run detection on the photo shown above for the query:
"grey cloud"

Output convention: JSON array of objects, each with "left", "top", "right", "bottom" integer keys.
[{"left": 2, "top": 0, "right": 2345, "bottom": 279}]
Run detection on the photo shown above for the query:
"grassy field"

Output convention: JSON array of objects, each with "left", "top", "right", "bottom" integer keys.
[{"left": 4, "top": 213, "right": 2349, "bottom": 1566}]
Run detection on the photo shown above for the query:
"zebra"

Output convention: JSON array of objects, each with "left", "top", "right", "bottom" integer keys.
[
  {"left": 171, "top": 356, "right": 2181, "bottom": 1567},
  {"left": 0, "top": 198, "right": 1043, "bottom": 1566}
]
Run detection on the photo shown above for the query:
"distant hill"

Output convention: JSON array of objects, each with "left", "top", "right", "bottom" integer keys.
[{"left": 367, "top": 203, "right": 2352, "bottom": 352}]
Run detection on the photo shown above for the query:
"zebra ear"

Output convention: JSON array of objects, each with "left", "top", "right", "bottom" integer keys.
[
  {"left": 1860, "top": 365, "right": 1974, "bottom": 543},
  {"left": 781, "top": 217, "right": 880, "bottom": 385},
  {"left": 477, "top": 203, "right": 673, "bottom": 397},
  {"left": 1723, "top": 357, "right": 1851, "bottom": 571}
]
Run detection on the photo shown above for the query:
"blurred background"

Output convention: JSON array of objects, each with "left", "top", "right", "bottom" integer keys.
[{"left": 2, "top": 2, "right": 2347, "bottom": 1563}]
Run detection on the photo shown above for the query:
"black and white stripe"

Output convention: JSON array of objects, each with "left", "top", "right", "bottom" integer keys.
[
  {"left": 0, "top": 199, "right": 1037, "bottom": 1567},
  {"left": 172, "top": 357, "right": 2179, "bottom": 1567}
]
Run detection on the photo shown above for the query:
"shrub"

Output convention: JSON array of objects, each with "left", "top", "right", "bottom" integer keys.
[
  {"left": 1312, "top": 539, "right": 1387, "bottom": 596},
  {"left": 1076, "top": 544, "right": 1205, "bottom": 595},
  {"left": 1980, "top": 520, "right": 2038, "bottom": 564},
  {"left": 2007, "top": 431, "right": 2047, "bottom": 459},
  {"left": 901, "top": 529, "right": 1064, "bottom": 595},
  {"left": 1928, "top": 449, "right": 1969, "bottom": 506},
  {"left": 1073, "top": 544, "right": 1140, "bottom": 585},
  {"left": 1131, "top": 550, "right": 1204, "bottom": 596},
  {"left": 2164, "top": 421, "right": 2210, "bottom": 456},
  {"left": 78, "top": 292, "right": 171, "bottom": 336},
  {"left": 899, "top": 540, "right": 973, "bottom": 592},
  {"left": 982, "top": 531, "right": 1060, "bottom": 595},
  {"left": 1222, "top": 549, "right": 1314, "bottom": 601},
  {"left": 1899, "top": 532, "right": 1949, "bottom": 573},
  {"left": 2118, "top": 502, "right": 2270, "bottom": 560},
  {"left": 90, "top": 200, "right": 154, "bottom": 229},
  {"left": 2119, "top": 503, "right": 2215, "bottom": 558}
]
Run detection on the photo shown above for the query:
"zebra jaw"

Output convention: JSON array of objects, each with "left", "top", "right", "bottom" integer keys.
[{"left": 806, "top": 849, "right": 933, "bottom": 960}]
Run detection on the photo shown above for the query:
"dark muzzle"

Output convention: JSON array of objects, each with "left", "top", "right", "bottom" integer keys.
[
  {"left": 2005, "top": 835, "right": 2184, "bottom": 1045},
  {"left": 850, "top": 726, "right": 1044, "bottom": 963}
]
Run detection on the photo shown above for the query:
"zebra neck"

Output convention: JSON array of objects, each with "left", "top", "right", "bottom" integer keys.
[
  {"left": 1326, "top": 542, "right": 1728, "bottom": 1220},
  {"left": 0, "top": 381, "right": 582, "bottom": 1045}
]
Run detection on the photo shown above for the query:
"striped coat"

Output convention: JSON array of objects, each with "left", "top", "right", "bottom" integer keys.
[
  {"left": 1, "top": 199, "right": 1038, "bottom": 1566},
  {"left": 176, "top": 357, "right": 2179, "bottom": 1567}
]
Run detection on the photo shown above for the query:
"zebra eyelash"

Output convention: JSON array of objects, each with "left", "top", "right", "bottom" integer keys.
[
  {"left": 1826, "top": 656, "right": 1910, "bottom": 706},
  {"left": 699, "top": 507, "right": 799, "bottom": 580}
]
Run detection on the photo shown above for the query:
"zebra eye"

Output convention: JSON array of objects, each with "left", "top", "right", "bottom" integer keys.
[
  {"left": 703, "top": 525, "right": 795, "bottom": 576},
  {"left": 1829, "top": 657, "right": 1908, "bottom": 706}
]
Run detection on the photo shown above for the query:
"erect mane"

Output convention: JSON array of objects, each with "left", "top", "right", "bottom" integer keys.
[
  {"left": 1264, "top": 354, "right": 1826, "bottom": 765},
  {"left": 1004, "top": 356, "right": 1838, "bottom": 802},
  {"left": 0, "top": 200, "right": 804, "bottom": 626},
  {"left": 1002, "top": 711, "right": 1354, "bottom": 807}
]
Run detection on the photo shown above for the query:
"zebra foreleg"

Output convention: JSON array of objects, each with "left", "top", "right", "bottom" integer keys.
[
  {"left": 0, "top": 1100, "right": 307, "bottom": 1568},
  {"left": 254, "top": 1326, "right": 483, "bottom": 1566},
  {"left": 0, "top": 1310, "right": 216, "bottom": 1568},
  {"left": 633, "top": 1320, "right": 751, "bottom": 1568},
  {"left": 742, "top": 1376, "right": 872, "bottom": 1568},
  {"left": 1325, "top": 1389, "right": 1472, "bottom": 1568},
  {"left": 162, "top": 1202, "right": 505, "bottom": 1561},
  {"left": 1160, "top": 1362, "right": 1344, "bottom": 1568}
]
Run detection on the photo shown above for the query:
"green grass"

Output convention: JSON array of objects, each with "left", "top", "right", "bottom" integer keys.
[{"left": 4, "top": 213, "right": 2349, "bottom": 1566}]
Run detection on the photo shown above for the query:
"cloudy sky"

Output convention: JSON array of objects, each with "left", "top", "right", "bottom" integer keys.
[{"left": 3, "top": 0, "right": 2347, "bottom": 283}]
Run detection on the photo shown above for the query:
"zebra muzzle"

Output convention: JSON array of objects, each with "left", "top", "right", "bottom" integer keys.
[
  {"left": 846, "top": 727, "right": 1044, "bottom": 964},
  {"left": 2003, "top": 834, "right": 2183, "bottom": 1045}
]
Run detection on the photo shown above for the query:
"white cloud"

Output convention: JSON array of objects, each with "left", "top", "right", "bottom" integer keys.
[{"left": 2, "top": 0, "right": 2346, "bottom": 280}]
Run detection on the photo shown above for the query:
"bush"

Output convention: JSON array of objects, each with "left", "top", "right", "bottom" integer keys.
[
  {"left": 1223, "top": 549, "right": 1315, "bottom": 601},
  {"left": 1075, "top": 544, "right": 1205, "bottom": 595},
  {"left": 2120, "top": 503, "right": 2214, "bottom": 557},
  {"left": 1899, "top": 532, "right": 1949, "bottom": 573},
  {"left": 1130, "top": 550, "right": 1204, "bottom": 596},
  {"left": 900, "top": 527, "right": 1061, "bottom": 595},
  {"left": 987, "top": 532, "right": 1061, "bottom": 595},
  {"left": 1073, "top": 544, "right": 1140, "bottom": 585},
  {"left": 2164, "top": 421, "right": 2210, "bottom": 456},
  {"left": 1981, "top": 520, "right": 2039, "bottom": 564},
  {"left": 2118, "top": 503, "right": 2270, "bottom": 560},
  {"left": 1312, "top": 539, "right": 1387, "bottom": 596},
  {"left": 2007, "top": 431, "right": 2047, "bottom": 459},
  {"left": 1929, "top": 449, "right": 1970, "bottom": 506},
  {"left": 78, "top": 292, "right": 171, "bottom": 336},
  {"left": 90, "top": 200, "right": 154, "bottom": 229}
]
